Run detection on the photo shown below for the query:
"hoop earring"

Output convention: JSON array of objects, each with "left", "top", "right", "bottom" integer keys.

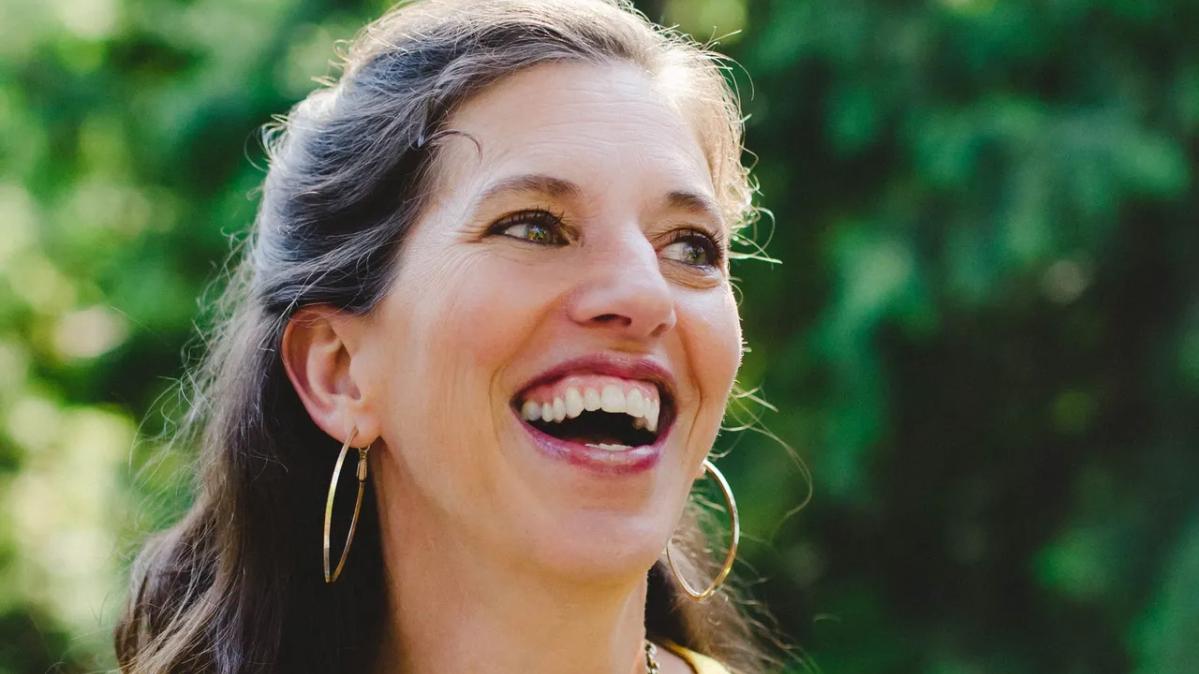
[
  {"left": 666, "top": 458, "right": 740, "bottom": 601},
  {"left": 323, "top": 428, "right": 371, "bottom": 584}
]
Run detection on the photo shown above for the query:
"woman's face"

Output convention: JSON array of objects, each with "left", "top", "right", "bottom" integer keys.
[{"left": 353, "top": 60, "right": 742, "bottom": 580}]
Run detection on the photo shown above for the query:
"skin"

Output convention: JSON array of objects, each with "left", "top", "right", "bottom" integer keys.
[{"left": 283, "top": 61, "right": 742, "bottom": 673}]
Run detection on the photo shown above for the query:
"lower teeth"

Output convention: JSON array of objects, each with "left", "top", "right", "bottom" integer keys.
[{"left": 586, "top": 442, "right": 632, "bottom": 452}]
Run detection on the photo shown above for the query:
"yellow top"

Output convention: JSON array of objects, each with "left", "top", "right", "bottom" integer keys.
[{"left": 659, "top": 640, "right": 732, "bottom": 674}]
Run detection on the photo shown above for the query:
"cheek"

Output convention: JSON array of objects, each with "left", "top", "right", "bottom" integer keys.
[
  {"left": 426, "top": 259, "right": 546, "bottom": 376},
  {"left": 367, "top": 248, "right": 541, "bottom": 510},
  {"left": 695, "top": 287, "right": 742, "bottom": 387},
  {"left": 681, "top": 286, "right": 742, "bottom": 438},
  {"left": 381, "top": 249, "right": 547, "bottom": 421}
]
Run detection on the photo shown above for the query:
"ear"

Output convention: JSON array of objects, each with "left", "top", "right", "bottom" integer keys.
[{"left": 281, "top": 305, "right": 381, "bottom": 447}]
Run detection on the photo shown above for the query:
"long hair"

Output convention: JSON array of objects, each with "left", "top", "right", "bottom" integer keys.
[{"left": 114, "top": 1, "right": 771, "bottom": 671}]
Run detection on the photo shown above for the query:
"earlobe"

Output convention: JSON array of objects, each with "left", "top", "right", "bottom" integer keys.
[{"left": 281, "top": 306, "right": 380, "bottom": 445}]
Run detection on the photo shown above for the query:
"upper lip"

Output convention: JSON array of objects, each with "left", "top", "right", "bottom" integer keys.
[{"left": 512, "top": 353, "right": 677, "bottom": 404}]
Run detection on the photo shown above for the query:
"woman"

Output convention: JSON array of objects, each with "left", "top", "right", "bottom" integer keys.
[{"left": 115, "top": 0, "right": 776, "bottom": 672}]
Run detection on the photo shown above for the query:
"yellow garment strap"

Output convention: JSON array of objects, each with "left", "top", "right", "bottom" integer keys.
[{"left": 658, "top": 640, "right": 733, "bottom": 674}]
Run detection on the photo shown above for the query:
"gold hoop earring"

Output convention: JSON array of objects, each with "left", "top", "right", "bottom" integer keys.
[
  {"left": 323, "top": 428, "right": 371, "bottom": 584},
  {"left": 666, "top": 458, "right": 740, "bottom": 601}
]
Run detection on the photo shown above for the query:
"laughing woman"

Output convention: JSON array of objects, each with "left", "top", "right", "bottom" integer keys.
[{"left": 115, "top": 1, "right": 775, "bottom": 672}]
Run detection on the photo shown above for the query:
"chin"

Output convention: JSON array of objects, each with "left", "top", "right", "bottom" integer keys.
[{"left": 526, "top": 508, "right": 672, "bottom": 584}]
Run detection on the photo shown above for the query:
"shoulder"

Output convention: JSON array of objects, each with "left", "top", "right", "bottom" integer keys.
[{"left": 657, "top": 640, "right": 734, "bottom": 674}]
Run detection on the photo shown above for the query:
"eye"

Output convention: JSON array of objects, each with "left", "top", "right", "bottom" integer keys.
[
  {"left": 488, "top": 209, "right": 568, "bottom": 246},
  {"left": 661, "top": 229, "right": 722, "bottom": 268}
]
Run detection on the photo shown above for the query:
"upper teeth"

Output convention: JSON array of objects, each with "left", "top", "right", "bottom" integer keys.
[{"left": 520, "top": 383, "right": 660, "bottom": 433}]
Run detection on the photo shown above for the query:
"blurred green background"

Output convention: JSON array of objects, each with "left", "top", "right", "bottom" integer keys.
[{"left": 1, "top": 0, "right": 1196, "bottom": 671}]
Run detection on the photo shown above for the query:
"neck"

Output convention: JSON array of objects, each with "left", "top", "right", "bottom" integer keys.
[{"left": 371, "top": 481, "right": 650, "bottom": 674}]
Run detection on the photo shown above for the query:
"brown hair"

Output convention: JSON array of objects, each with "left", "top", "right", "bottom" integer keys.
[{"left": 115, "top": 1, "right": 773, "bottom": 671}]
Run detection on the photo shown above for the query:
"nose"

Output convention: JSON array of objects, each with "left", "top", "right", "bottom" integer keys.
[{"left": 566, "top": 235, "right": 677, "bottom": 341}]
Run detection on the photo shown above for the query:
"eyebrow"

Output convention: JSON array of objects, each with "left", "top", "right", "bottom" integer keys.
[
  {"left": 665, "top": 190, "right": 724, "bottom": 226},
  {"left": 475, "top": 173, "right": 724, "bottom": 225},
  {"left": 477, "top": 174, "right": 582, "bottom": 203}
]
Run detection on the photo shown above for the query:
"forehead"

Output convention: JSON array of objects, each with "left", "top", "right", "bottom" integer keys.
[{"left": 429, "top": 60, "right": 716, "bottom": 207}]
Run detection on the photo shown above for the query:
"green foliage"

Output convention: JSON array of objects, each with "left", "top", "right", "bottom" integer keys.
[{"left": 0, "top": 0, "right": 1194, "bottom": 672}]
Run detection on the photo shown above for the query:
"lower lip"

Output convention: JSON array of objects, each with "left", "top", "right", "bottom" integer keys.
[{"left": 514, "top": 412, "right": 665, "bottom": 476}]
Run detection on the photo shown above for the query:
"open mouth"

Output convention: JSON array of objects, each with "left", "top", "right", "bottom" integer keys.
[{"left": 512, "top": 374, "right": 675, "bottom": 451}]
